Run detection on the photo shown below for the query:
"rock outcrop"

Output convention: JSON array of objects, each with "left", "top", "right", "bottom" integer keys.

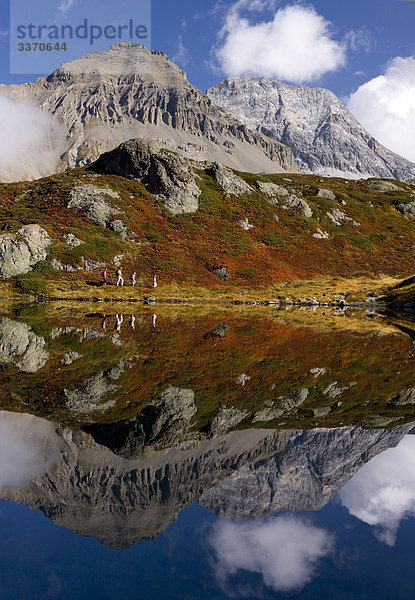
[
  {"left": 66, "top": 185, "right": 128, "bottom": 237},
  {"left": 0, "top": 43, "right": 297, "bottom": 179},
  {"left": 397, "top": 202, "right": 415, "bottom": 218},
  {"left": 209, "top": 162, "right": 253, "bottom": 197},
  {"left": 93, "top": 139, "right": 201, "bottom": 215},
  {"left": 327, "top": 208, "right": 360, "bottom": 227},
  {"left": 0, "top": 224, "right": 52, "bottom": 278},
  {"left": 256, "top": 181, "right": 312, "bottom": 217},
  {"left": 208, "top": 76, "right": 415, "bottom": 180}
]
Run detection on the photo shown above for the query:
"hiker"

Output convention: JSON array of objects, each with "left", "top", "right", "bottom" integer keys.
[
  {"left": 101, "top": 316, "right": 107, "bottom": 332},
  {"left": 116, "top": 314, "right": 123, "bottom": 333},
  {"left": 152, "top": 314, "right": 157, "bottom": 328},
  {"left": 130, "top": 315, "right": 135, "bottom": 330},
  {"left": 116, "top": 267, "right": 124, "bottom": 287},
  {"left": 102, "top": 268, "right": 108, "bottom": 286},
  {"left": 131, "top": 272, "right": 136, "bottom": 287},
  {"left": 153, "top": 274, "right": 157, "bottom": 289}
]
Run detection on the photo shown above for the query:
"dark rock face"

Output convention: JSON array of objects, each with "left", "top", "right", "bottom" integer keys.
[
  {"left": 86, "top": 386, "right": 197, "bottom": 458},
  {"left": 92, "top": 138, "right": 201, "bottom": 215}
]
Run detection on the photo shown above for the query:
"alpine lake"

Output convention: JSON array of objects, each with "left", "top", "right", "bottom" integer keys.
[{"left": 0, "top": 300, "right": 414, "bottom": 600}]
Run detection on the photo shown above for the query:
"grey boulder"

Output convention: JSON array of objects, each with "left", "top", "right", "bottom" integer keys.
[
  {"left": 93, "top": 139, "right": 201, "bottom": 215},
  {"left": 0, "top": 224, "right": 52, "bottom": 278}
]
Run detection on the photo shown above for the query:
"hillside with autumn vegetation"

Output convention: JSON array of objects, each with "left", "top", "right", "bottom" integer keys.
[{"left": 0, "top": 155, "right": 413, "bottom": 301}]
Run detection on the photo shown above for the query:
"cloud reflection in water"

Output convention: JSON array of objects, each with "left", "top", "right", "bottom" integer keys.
[{"left": 209, "top": 515, "right": 333, "bottom": 595}]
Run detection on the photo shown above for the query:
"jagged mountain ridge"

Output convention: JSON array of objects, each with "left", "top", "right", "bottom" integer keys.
[
  {"left": 0, "top": 43, "right": 297, "bottom": 176},
  {"left": 207, "top": 76, "right": 415, "bottom": 181},
  {"left": 1, "top": 411, "right": 413, "bottom": 548}
]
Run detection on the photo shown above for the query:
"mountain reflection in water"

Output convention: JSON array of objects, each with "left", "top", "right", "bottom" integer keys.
[{"left": 0, "top": 305, "right": 414, "bottom": 599}]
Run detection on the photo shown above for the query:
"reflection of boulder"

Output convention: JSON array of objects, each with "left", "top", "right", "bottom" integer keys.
[
  {"left": 0, "top": 318, "right": 49, "bottom": 372},
  {"left": 209, "top": 407, "right": 248, "bottom": 437},
  {"left": 63, "top": 360, "right": 125, "bottom": 414},
  {"left": 389, "top": 388, "right": 415, "bottom": 406},
  {"left": 86, "top": 386, "right": 197, "bottom": 457}
]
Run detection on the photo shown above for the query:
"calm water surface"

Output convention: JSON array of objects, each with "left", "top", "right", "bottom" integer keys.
[{"left": 0, "top": 305, "right": 414, "bottom": 599}]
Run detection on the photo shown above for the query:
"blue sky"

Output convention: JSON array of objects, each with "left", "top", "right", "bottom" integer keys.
[
  {"left": 0, "top": 0, "right": 413, "bottom": 96},
  {"left": 0, "top": 0, "right": 414, "bottom": 161}
]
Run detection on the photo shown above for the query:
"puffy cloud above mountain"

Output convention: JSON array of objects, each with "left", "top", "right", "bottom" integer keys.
[
  {"left": 213, "top": 3, "right": 346, "bottom": 83},
  {"left": 347, "top": 57, "right": 415, "bottom": 163},
  {"left": 0, "top": 94, "right": 63, "bottom": 182},
  {"left": 209, "top": 516, "right": 332, "bottom": 594},
  {"left": 339, "top": 435, "right": 415, "bottom": 546}
]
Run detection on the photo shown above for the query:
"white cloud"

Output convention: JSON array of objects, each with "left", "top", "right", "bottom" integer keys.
[
  {"left": 344, "top": 28, "right": 374, "bottom": 53},
  {"left": 0, "top": 411, "right": 58, "bottom": 488},
  {"left": 58, "top": 0, "right": 76, "bottom": 16},
  {"left": 212, "top": 3, "right": 346, "bottom": 83},
  {"left": 172, "top": 35, "right": 189, "bottom": 68},
  {"left": 347, "top": 56, "right": 415, "bottom": 162},
  {"left": 339, "top": 435, "right": 415, "bottom": 546},
  {"left": 209, "top": 516, "right": 333, "bottom": 594},
  {"left": 0, "top": 94, "right": 64, "bottom": 182}
]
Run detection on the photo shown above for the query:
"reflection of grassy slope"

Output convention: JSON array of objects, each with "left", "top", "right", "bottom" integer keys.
[
  {"left": 0, "top": 168, "right": 413, "bottom": 298},
  {"left": 382, "top": 276, "right": 415, "bottom": 308},
  {"left": 0, "top": 307, "right": 414, "bottom": 432}
]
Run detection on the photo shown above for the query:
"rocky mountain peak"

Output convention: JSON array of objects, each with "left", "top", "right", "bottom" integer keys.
[
  {"left": 207, "top": 75, "right": 415, "bottom": 181},
  {"left": 47, "top": 42, "right": 189, "bottom": 87},
  {"left": 0, "top": 45, "right": 297, "bottom": 177}
]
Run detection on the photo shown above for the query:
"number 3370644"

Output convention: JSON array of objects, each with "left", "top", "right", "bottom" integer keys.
[{"left": 18, "top": 42, "right": 67, "bottom": 51}]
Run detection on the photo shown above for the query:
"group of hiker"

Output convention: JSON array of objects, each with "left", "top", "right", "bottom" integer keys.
[{"left": 102, "top": 267, "right": 158, "bottom": 288}]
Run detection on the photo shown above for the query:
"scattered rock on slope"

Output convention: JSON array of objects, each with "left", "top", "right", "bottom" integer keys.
[
  {"left": 66, "top": 185, "right": 128, "bottom": 238},
  {"left": 256, "top": 181, "right": 313, "bottom": 217},
  {"left": 209, "top": 162, "right": 252, "bottom": 197},
  {"left": 213, "top": 267, "right": 230, "bottom": 281},
  {"left": 318, "top": 188, "right": 336, "bottom": 200},
  {"left": 0, "top": 224, "right": 52, "bottom": 278},
  {"left": 396, "top": 202, "right": 415, "bottom": 218},
  {"left": 327, "top": 208, "right": 360, "bottom": 227},
  {"left": 93, "top": 139, "right": 201, "bottom": 215},
  {"left": 365, "top": 180, "right": 403, "bottom": 193}
]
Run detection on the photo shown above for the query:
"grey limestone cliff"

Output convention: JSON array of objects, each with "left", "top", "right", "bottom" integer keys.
[{"left": 207, "top": 76, "right": 415, "bottom": 180}]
